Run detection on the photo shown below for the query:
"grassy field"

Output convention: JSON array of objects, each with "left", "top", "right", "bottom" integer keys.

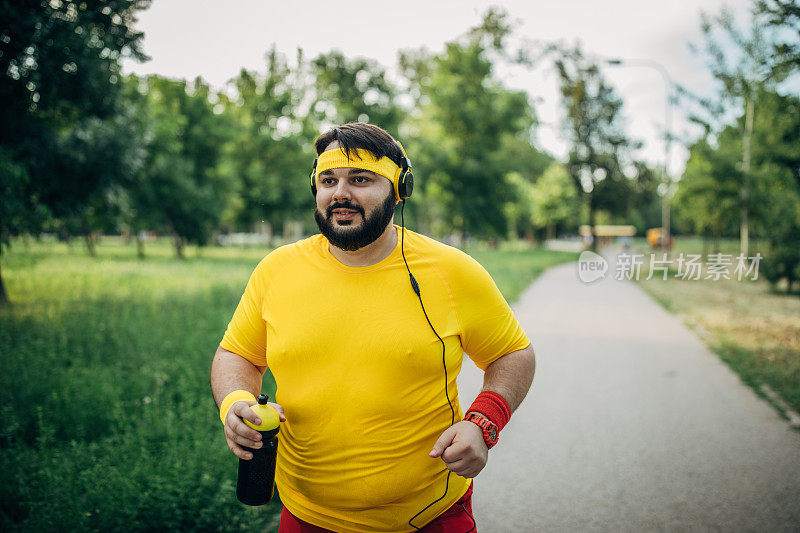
[
  {"left": 633, "top": 236, "right": 800, "bottom": 419},
  {"left": 466, "top": 241, "right": 582, "bottom": 303},
  {"left": 0, "top": 236, "right": 576, "bottom": 532}
]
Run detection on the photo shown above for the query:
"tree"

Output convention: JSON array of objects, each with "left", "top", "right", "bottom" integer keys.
[
  {"left": 494, "top": 130, "right": 556, "bottom": 241},
  {"left": 0, "top": 0, "right": 149, "bottom": 302},
  {"left": 673, "top": 87, "right": 800, "bottom": 285},
  {"left": 672, "top": 136, "right": 742, "bottom": 249},
  {"left": 760, "top": 193, "right": 800, "bottom": 292},
  {"left": 625, "top": 161, "right": 661, "bottom": 234},
  {"left": 41, "top": 104, "right": 146, "bottom": 255},
  {"left": 132, "top": 75, "right": 232, "bottom": 258},
  {"left": 399, "top": 8, "right": 544, "bottom": 240},
  {"left": 531, "top": 163, "right": 581, "bottom": 240},
  {"left": 551, "top": 44, "right": 639, "bottom": 249},
  {"left": 504, "top": 163, "right": 580, "bottom": 242},
  {"left": 0, "top": 148, "right": 41, "bottom": 304},
  {"left": 750, "top": 89, "right": 800, "bottom": 291},
  {"left": 220, "top": 48, "right": 316, "bottom": 237},
  {"left": 686, "top": 4, "right": 790, "bottom": 255},
  {"left": 756, "top": 0, "right": 800, "bottom": 74},
  {"left": 312, "top": 51, "right": 402, "bottom": 133}
]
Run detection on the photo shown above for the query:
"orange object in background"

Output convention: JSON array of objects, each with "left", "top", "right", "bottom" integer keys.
[{"left": 647, "top": 228, "right": 674, "bottom": 249}]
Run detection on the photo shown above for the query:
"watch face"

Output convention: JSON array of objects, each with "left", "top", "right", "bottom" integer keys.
[{"left": 466, "top": 413, "right": 499, "bottom": 446}]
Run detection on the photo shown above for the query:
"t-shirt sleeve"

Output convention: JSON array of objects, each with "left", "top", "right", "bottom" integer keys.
[
  {"left": 219, "top": 258, "right": 269, "bottom": 367},
  {"left": 449, "top": 251, "right": 531, "bottom": 370}
]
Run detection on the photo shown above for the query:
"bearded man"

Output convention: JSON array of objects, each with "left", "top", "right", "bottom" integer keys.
[{"left": 211, "top": 122, "right": 535, "bottom": 533}]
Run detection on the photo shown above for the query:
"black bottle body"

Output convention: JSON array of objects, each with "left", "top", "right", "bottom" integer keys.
[{"left": 237, "top": 428, "right": 279, "bottom": 506}]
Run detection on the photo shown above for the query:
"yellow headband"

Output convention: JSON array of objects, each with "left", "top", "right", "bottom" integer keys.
[{"left": 314, "top": 148, "right": 401, "bottom": 186}]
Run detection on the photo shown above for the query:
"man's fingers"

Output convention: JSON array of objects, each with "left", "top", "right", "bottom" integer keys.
[
  {"left": 232, "top": 399, "right": 286, "bottom": 424},
  {"left": 431, "top": 422, "right": 488, "bottom": 478},
  {"left": 232, "top": 400, "right": 261, "bottom": 426},
  {"left": 226, "top": 409, "right": 263, "bottom": 443},
  {"left": 227, "top": 439, "right": 254, "bottom": 460},
  {"left": 225, "top": 424, "right": 262, "bottom": 449},
  {"left": 452, "top": 466, "right": 480, "bottom": 478},
  {"left": 268, "top": 402, "right": 286, "bottom": 422},
  {"left": 429, "top": 426, "right": 457, "bottom": 457},
  {"left": 441, "top": 443, "right": 466, "bottom": 463},
  {"left": 444, "top": 457, "right": 468, "bottom": 474},
  {"left": 443, "top": 456, "right": 483, "bottom": 478}
]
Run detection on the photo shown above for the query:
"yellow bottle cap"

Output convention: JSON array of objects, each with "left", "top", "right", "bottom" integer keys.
[{"left": 243, "top": 394, "right": 280, "bottom": 431}]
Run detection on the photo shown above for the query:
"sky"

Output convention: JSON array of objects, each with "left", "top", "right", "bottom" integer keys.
[{"left": 121, "top": 0, "right": 755, "bottom": 177}]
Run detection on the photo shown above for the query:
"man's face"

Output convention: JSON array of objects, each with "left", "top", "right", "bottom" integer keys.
[{"left": 314, "top": 143, "right": 396, "bottom": 251}]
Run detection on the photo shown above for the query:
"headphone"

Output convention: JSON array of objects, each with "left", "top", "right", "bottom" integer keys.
[{"left": 309, "top": 140, "right": 414, "bottom": 202}]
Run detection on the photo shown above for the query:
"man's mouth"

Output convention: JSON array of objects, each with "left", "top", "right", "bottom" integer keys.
[
  {"left": 328, "top": 204, "right": 364, "bottom": 222},
  {"left": 331, "top": 208, "right": 361, "bottom": 222}
]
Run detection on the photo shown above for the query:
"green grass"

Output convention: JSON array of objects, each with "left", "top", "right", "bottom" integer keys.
[
  {"left": 0, "top": 236, "right": 575, "bottom": 532},
  {"left": 1, "top": 238, "right": 279, "bottom": 532},
  {"left": 466, "top": 242, "right": 579, "bottom": 303},
  {"left": 635, "top": 237, "right": 800, "bottom": 419}
]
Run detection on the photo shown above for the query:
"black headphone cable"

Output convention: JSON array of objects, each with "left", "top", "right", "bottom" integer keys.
[{"left": 400, "top": 200, "right": 476, "bottom": 533}]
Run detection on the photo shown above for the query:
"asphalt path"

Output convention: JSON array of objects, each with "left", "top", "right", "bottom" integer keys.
[{"left": 457, "top": 258, "right": 800, "bottom": 532}]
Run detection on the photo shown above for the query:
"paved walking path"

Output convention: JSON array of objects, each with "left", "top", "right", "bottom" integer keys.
[{"left": 457, "top": 259, "right": 800, "bottom": 532}]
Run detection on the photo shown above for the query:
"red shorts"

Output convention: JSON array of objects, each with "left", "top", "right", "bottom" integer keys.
[{"left": 278, "top": 483, "right": 475, "bottom": 533}]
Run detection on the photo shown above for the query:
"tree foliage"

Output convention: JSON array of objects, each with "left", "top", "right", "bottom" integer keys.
[
  {"left": 219, "top": 48, "right": 317, "bottom": 235},
  {"left": 129, "top": 76, "right": 232, "bottom": 258},
  {"left": 551, "top": 44, "right": 642, "bottom": 245},
  {"left": 674, "top": 2, "right": 800, "bottom": 291},
  {"left": 312, "top": 51, "right": 402, "bottom": 132},
  {"left": 400, "top": 9, "right": 546, "bottom": 239},
  {"left": 528, "top": 163, "right": 580, "bottom": 239},
  {"left": 750, "top": 89, "right": 800, "bottom": 290},
  {"left": 673, "top": 136, "right": 742, "bottom": 239},
  {"left": 0, "top": 0, "right": 150, "bottom": 301},
  {"left": 756, "top": 0, "right": 800, "bottom": 73}
]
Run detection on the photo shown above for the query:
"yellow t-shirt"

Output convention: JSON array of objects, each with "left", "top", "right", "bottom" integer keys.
[{"left": 220, "top": 226, "right": 530, "bottom": 532}]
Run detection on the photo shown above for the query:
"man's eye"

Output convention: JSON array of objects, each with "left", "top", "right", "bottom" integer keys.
[
  {"left": 353, "top": 176, "right": 370, "bottom": 183},
  {"left": 321, "top": 178, "right": 335, "bottom": 185}
]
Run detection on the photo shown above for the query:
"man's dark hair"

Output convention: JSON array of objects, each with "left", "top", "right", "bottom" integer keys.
[{"left": 314, "top": 122, "right": 405, "bottom": 168}]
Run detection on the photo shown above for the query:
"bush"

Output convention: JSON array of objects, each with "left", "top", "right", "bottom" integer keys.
[{"left": 762, "top": 244, "right": 800, "bottom": 293}]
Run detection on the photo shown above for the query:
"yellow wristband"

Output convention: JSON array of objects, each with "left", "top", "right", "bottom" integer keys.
[{"left": 219, "top": 390, "right": 257, "bottom": 425}]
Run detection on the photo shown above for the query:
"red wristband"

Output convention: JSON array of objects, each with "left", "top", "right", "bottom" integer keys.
[{"left": 465, "top": 391, "right": 511, "bottom": 431}]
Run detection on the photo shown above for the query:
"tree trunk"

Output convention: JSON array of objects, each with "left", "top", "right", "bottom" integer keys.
[
  {"left": 546, "top": 223, "right": 555, "bottom": 242},
  {"left": 135, "top": 233, "right": 146, "bottom": 259},
  {"left": 0, "top": 263, "right": 9, "bottom": 306},
  {"left": 740, "top": 98, "right": 754, "bottom": 257},
  {"left": 711, "top": 228, "right": 720, "bottom": 254},
  {"left": 81, "top": 216, "right": 96, "bottom": 257},
  {"left": 85, "top": 233, "right": 96, "bottom": 256},
  {"left": 174, "top": 235, "right": 185, "bottom": 260}
]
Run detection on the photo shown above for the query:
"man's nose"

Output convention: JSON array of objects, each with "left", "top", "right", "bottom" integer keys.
[{"left": 332, "top": 179, "right": 352, "bottom": 202}]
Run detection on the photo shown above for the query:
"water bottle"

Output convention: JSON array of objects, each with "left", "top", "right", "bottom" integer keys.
[{"left": 236, "top": 394, "right": 280, "bottom": 506}]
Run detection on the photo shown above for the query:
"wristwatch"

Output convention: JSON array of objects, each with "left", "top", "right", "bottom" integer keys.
[{"left": 464, "top": 412, "right": 499, "bottom": 449}]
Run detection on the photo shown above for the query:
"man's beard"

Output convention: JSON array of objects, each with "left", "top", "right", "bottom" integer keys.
[{"left": 315, "top": 192, "right": 396, "bottom": 251}]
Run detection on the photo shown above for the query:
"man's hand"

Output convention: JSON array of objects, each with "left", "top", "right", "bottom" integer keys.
[
  {"left": 224, "top": 400, "right": 285, "bottom": 460},
  {"left": 429, "top": 420, "right": 488, "bottom": 478}
]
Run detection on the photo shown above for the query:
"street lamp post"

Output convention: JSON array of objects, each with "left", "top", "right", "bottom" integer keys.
[{"left": 606, "top": 58, "right": 673, "bottom": 253}]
